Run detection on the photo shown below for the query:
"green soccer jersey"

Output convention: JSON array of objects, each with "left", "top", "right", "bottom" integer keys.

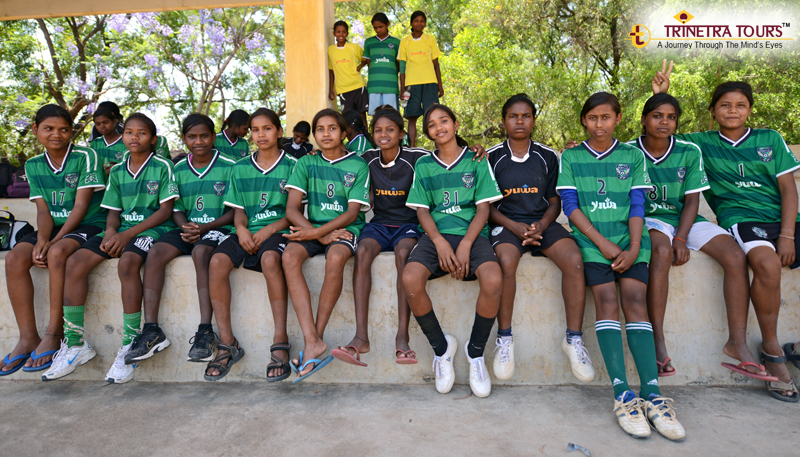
[
  {"left": 224, "top": 150, "right": 297, "bottom": 235},
  {"left": 89, "top": 135, "right": 127, "bottom": 166},
  {"left": 676, "top": 128, "right": 800, "bottom": 230},
  {"left": 346, "top": 135, "right": 371, "bottom": 156},
  {"left": 406, "top": 146, "right": 502, "bottom": 238},
  {"left": 557, "top": 140, "right": 652, "bottom": 265},
  {"left": 363, "top": 35, "right": 401, "bottom": 95},
  {"left": 285, "top": 151, "right": 370, "bottom": 236},
  {"left": 214, "top": 131, "right": 251, "bottom": 161},
  {"left": 26, "top": 144, "right": 107, "bottom": 228},
  {"left": 101, "top": 153, "right": 180, "bottom": 239},
  {"left": 173, "top": 150, "right": 236, "bottom": 228},
  {"left": 627, "top": 136, "right": 710, "bottom": 227}
]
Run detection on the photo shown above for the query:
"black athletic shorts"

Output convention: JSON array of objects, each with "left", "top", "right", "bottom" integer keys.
[
  {"left": 154, "top": 228, "right": 231, "bottom": 255},
  {"left": 583, "top": 261, "right": 649, "bottom": 287},
  {"left": 338, "top": 87, "right": 368, "bottom": 114},
  {"left": 407, "top": 233, "right": 498, "bottom": 281},
  {"left": 729, "top": 220, "right": 800, "bottom": 269},
  {"left": 213, "top": 232, "right": 287, "bottom": 272},
  {"left": 17, "top": 224, "right": 103, "bottom": 246},
  {"left": 80, "top": 233, "right": 156, "bottom": 260},
  {"left": 403, "top": 83, "right": 439, "bottom": 118},
  {"left": 290, "top": 231, "right": 359, "bottom": 258},
  {"left": 489, "top": 221, "right": 573, "bottom": 256}
]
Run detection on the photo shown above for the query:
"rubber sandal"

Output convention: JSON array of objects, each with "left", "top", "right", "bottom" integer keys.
[
  {"left": 0, "top": 352, "right": 31, "bottom": 377},
  {"left": 760, "top": 350, "right": 800, "bottom": 402},
  {"left": 289, "top": 351, "right": 304, "bottom": 374},
  {"left": 395, "top": 349, "right": 418, "bottom": 365},
  {"left": 332, "top": 345, "right": 368, "bottom": 367},
  {"left": 721, "top": 361, "right": 779, "bottom": 382},
  {"left": 266, "top": 343, "right": 291, "bottom": 383},
  {"left": 22, "top": 349, "right": 58, "bottom": 373},
  {"left": 783, "top": 342, "right": 800, "bottom": 370},
  {"left": 657, "top": 356, "right": 676, "bottom": 377},
  {"left": 203, "top": 339, "right": 245, "bottom": 382},
  {"left": 293, "top": 355, "right": 334, "bottom": 384}
]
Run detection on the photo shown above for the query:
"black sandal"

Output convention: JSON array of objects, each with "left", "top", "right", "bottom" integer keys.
[
  {"left": 760, "top": 350, "right": 800, "bottom": 403},
  {"left": 266, "top": 342, "right": 291, "bottom": 383},
  {"left": 204, "top": 338, "right": 245, "bottom": 382},
  {"left": 783, "top": 342, "right": 800, "bottom": 370}
]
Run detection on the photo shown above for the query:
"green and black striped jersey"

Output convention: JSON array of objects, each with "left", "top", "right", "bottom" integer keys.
[
  {"left": 675, "top": 128, "right": 800, "bottom": 229},
  {"left": 557, "top": 140, "right": 651, "bottom": 265},
  {"left": 627, "top": 136, "right": 710, "bottom": 226},
  {"left": 173, "top": 150, "right": 236, "bottom": 228},
  {"left": 406, "top": 146, "right": 502, "bottom": 238},
  {"left": 224, "top": 151, "right": 297, "bottom": 235},
  {"left": 26, "top": 144, "right": 106, "bottom": 228},
  {"left": 214, "top": 131, "right": 250, "bottom": 161},
  {"left": 89, "top": 135, "right": 127, "bottom": 166},
  {"left": 346, "top": 134, "right": 372, "bottom": 156},
  {"left": 285, "top": 151, "right": 370, "bottom": 236}
]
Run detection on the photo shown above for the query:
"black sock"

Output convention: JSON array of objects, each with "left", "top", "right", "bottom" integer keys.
[
  {"left": 467, "top": 312, "right": 496, "bottom": 358},
  {"left": 142, "top": 322, "right": 159, "bottom": 332},
  {"left": 414, "top": 310, "right": 448, "bottom": 357},
  {"left": 198, "top": 323, "right": 213, "bottom": 332}
]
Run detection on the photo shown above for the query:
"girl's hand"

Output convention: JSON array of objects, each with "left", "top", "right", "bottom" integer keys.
[
  {"left": 432, "top": 237, "right": 459, "bottom": 276},
  {"left": 599, "top": 239, "right": 623, "bottom": 261},
  {"left": 438, "top": 85, "right": 444, "bottom": 98},
  {"left": 507, "top": 221, "right": 533, "bottom": 241},
  {"left": 238, "top": 230, "right": 258, "bottom": 254},
  {"left": 180, "top": 232, "right": 201, "bottom": 244},
  {"left": 522, "top": 221, "right": 547, "bottom": 246},
  {"left": 252, "top": 226, "right": 275, "bottom": 248},
  {"left": 470, "top": 144, "right": 487, "bottom": 163},
  {"left": 32, "top": 240, "right": 51, "bottom": 269},
  {"left": 101, "top": 231, "right": 131, "bottom": 258},
  {"left": 318, "top": 229, "right": 352, "bottom": 245},
  {"left": 284, "top": 226, "right": 320, "bottom": 242},
  {"left": 329, "top": 91, "right": 336, "bottom": 101},
  {"left": 777, "top": 237, "right": 796, "bottom": 267},
  {"left": 611, "top": 249, "right": 637, "bottom": 273},
  {"left": 454, "top": 240, "right": 472, "bottom": 280},
  {"left": 563, "top": 140, "right": 579, "bottom": 151},
  {"left": 672, "top": 238, "right": 690, "bottom": 266},
  {"left": 652, "top": 59, "right": 673, "bottom": 94}
]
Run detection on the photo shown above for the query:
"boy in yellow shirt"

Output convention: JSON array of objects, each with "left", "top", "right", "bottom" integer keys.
[
  {"left": 328, "top": 20, "right": 368, "bottom": 125},
  {"left": 398, "top": 11, "right": 443, "bottom": 147}
]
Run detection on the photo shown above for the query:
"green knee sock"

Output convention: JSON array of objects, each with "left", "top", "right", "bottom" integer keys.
[
  {"left": 626, "top": 322, "right": 661, "bottom": 399},
  {"left": 596, "top": 320, "right": 630, "bottom": 397},
  {"left": 122, "top": 312, "right": 142, "bottom": 346},
  {"left": 63, "top": 306, "right": 86, "bottom": 347}
]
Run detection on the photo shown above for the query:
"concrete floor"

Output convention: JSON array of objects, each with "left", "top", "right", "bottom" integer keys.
[{"left": 0, "top": 381, "right": 797, "bottom": 456}]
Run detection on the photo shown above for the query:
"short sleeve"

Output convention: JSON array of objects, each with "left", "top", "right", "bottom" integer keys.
[
  {"left": 474, "top": 160, "right": 502, "bottom": 205},
  {"left": 684, "top": 143, "right": 710, "bottom": 194},
  {"left": 397, "top": 38, "right": 407, "bottom": 62},
  {"left": 363, "top": 40, "right": 371, "bottom": 60},
  {"left": 544, "top": 149, "right": 560, "bottom": 199},
  {"left": 78, "top": 150, "right": 105, "bottom": 190},
  {"left": 771, "top": 131, "right": 800, "bottom": 178},
  {"left": 159, "top": 165, "right": 180, "bottom": 204},
  {"left": 25, "top": 162, "right": 43, "bottom": 201},
  {"left": 285, "top": 156, "right": 309, "bottom": 194},
  {"left": 406, "top": 165, "right": 430, "bottom": 209},
  {"left": 429, "top": 35, "right": 442, "bottom": 60},
  {"left": 101, "top": 168, "right": 123, "bottom": 211},
  {"left": 631, "top": 150, "right": 651, "bottom": 190},
  {"left": 556, "top": 150, "right": 576, "bottom": 192},
  {"left": 347, "top": 161, "right": 370, "bottom": 207},
  {"left": 223, "top": 168, "right": 244, "bottom": 209}
]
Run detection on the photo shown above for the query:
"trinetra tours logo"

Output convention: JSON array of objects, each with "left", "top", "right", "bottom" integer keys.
[{"left": 628, "top": 8, "right": 795, "bottom": 51}]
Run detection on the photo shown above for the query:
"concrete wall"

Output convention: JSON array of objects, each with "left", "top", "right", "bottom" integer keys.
[{"left": 2, "top": 251, "right": 799, "bottom": 386}]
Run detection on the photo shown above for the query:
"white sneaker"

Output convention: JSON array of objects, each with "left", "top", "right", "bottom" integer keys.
[
  {"left": 613, "top": 391, "right": 651, "bottom": 438},
  {"left": 466, "top": 342, "right": 492, "bottom": 397},
  {"left": 645, "top": 396, "right": 686, "bottom": 441},
  {"left": 42, "top": 339, "right": 96, "bottom": 381},
  {"left": 493, "top": 336, "right": 515, "bottom": 380},
  {"left": 562, "top": 336, "right": 595, "bottom": 382},
  {"left": 106, "top": 343, "right": 136, "bottom": 384},
  {"left": 432, "top": 334, "right": 457, "bottom": 394}
]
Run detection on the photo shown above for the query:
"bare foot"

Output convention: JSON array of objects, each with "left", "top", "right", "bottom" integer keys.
[
  {"left": 654, "top": 338, "right": 675, "bottom": 375},
  {"left": 395, "top": 334, "right": 411, "bottom": 353},
  {"left": 761, "top": 342, "right": 794, "bottom": 396},
  {"left": 338, "top": 335, "right": 370, "bottom": 358},
  {"left": 723, "top": 339, "right": 768, "bottom": 376},
  {"left": 268, "top": 347, "right": 289, "bottom": 378},
  {"left": 24, "top": 334, "right": 62, "bottom": 369},
  {"left": 296, "top": 339, "right": 328, "bottom": 378},
  {"left": 0, "top": 338, "right": 40, "bottom": 373}
]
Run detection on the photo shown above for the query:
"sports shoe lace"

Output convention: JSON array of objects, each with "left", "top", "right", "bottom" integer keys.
[
  {"left": 493, "top": 337, "right": 511, "bottom": 363},
  {"left": 190, "top": 329, "right": 216, "bottom": 347},
  {"left": 572, "top": 337, "right": 592, "bottom": 365},
  {"left": 622, "top": 397, "right": 645, "bottom": 418},
  {"left": 650, "top": 396, "right": 677, "bottom": 421},
  {"left": 432, "top": 356, "right": 446, "bottom": 379},
  {"left": 113, "top": 346, "right": 129, "bottom": 369},
  {"left": 50, "top": 339, "right": 70, "bottom": 367},
  {"left": 470, "top": 357, "right": 487, "bottom": 382}
]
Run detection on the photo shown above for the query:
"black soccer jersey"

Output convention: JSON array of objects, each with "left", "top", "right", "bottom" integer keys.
[
  {"left": 487, "top": 140, "right": 560, "bottom": 224},
  {"left": 281, "top": 139, "right": 314, "bottom": 160},
  {"left": 362, "top": 146, "right": 430, "bottom": 225}
]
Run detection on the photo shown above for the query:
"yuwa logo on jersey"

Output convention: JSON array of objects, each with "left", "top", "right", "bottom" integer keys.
[
  {"left": 255, "top": 211, "right": 278, "bottom": 220},
  {"left": 321, "top": 201, "right": 344, "bottom": 212},
  {"left": 375, "top": 188, "right": 405, "bottom": 196},
  {"left": 123, "top": 211, "right": 145, "bottom": 222},
  {"left": 503, "top": 185, "right": 539, "bottom": 197},
  {"left": 590, "top": 198, "right": 618, "bottom": 212}
]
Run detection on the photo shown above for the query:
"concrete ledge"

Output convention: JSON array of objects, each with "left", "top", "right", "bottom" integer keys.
[{"left": 2, "top": 251, "right": 799, "bottom": 386}]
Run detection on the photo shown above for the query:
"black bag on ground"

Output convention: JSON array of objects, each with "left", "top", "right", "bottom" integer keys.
[{"left": 0, "top": 210, "right": 34, "bottom": 251}]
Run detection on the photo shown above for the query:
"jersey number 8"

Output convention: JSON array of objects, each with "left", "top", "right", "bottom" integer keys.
[{"left": 327, "top": 183, "right": 336, "bottom": 198}]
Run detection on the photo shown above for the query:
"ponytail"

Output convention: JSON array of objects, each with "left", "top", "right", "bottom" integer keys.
[
  {"left": 222, "top": 109, "right": 249, "bottom": 131},
  {"left": 343, "top": 110, "right": 376, "bottom": 148}
]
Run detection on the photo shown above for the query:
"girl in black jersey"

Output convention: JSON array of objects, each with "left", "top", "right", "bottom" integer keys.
[{"left": 487, "top": 94, "right": 594, "bottom": 382}]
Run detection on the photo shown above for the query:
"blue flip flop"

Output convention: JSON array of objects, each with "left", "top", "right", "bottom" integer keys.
[
  {"left": 22, "top": 349, "right": 58, "bottom": 372},
  {"left": 293, "top": 354, "right": 334, "bottom": 384},
  {"left": 289, "top": 351, "right": 304, "bottom": 374},
  {"left": 0, "top": 353, "right": 31, "bottom": 377}
]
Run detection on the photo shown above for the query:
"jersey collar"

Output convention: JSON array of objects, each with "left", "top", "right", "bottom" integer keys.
[
  {"left": 103, "top": 135, "right": 123, "bottom": 148},
  {"left": 187, "top": 150, "right": 220, "bottom": 179},
  {"left": 718, "top": 127, "right": 751, "bottom": 148},
  {"left": 431, "top": 146, "right": 468, "bottom": 171},
  {"left": 378, "top": 145, "right": 405, "bottom": 168},
  {"left": 320, "top": 150, "right": 356, "bottom": 165},
  {"left": 44, "top": 143, "right": 73, "bottom": 174},
  {"left": 126, "top": 152, "right": 155, "bottom": 180},
  {"left": 251, "top": 150, "right": 285, "bottom": 175},
  {"left": 504, "top": 139, "right": 532, "bottom": 163},
  {"left": 637, "top": 135, "right": 675, "bottom": 165},
  {"left": 377, "top": 34, "right": 392, "bottom": 42},
  {"left": 582, "top": 139, "right": 618, "bottom": 161},
  {"left": 221, "top": 130, "right": 239, "bottom": 147}
]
